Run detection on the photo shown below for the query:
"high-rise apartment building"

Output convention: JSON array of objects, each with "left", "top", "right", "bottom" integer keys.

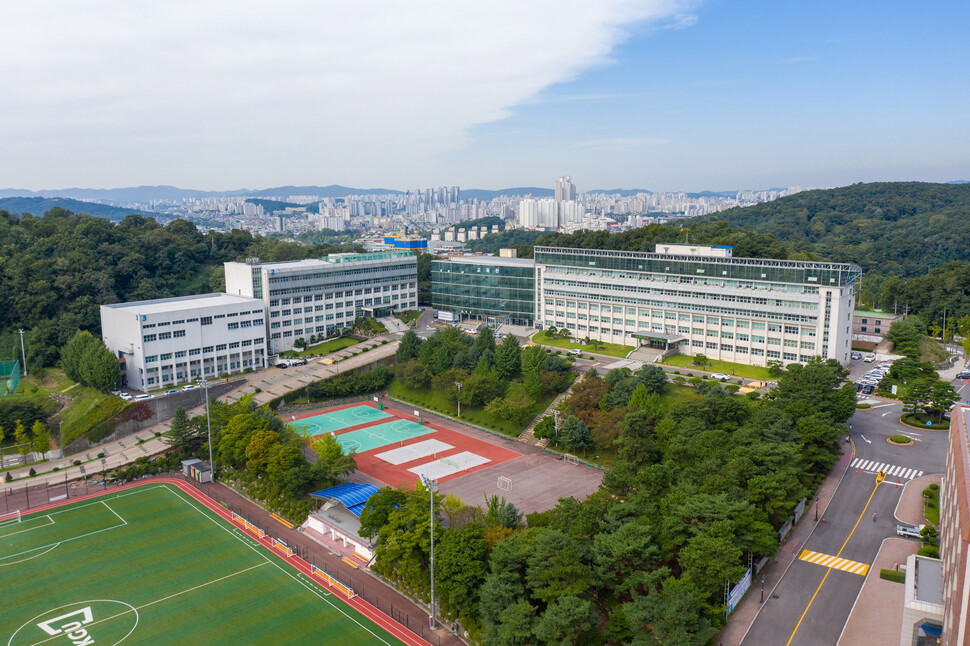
[
  {"left": 224, "top": 251, "right": 418, "bottom": 354},
  {"left": 555, "top": 175, "right": 577, "bottom": 202},
  {"left": 533, "top": 244, "right": 860, "bottom": 366}
]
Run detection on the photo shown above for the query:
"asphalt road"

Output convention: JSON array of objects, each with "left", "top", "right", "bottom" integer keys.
[{"left": 741, "top": 362, "right": 950, "bottom": 646}]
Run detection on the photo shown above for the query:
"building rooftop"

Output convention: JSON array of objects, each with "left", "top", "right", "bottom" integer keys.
[
  {"left": 853, "top": 309, "right": 902, "bottom": 320},
  {"left": 102, "top": 293, "right": 261, "bottom": 314},
  {"left": 436, "top": 255, "right": 535, "bottom": 268},
  {"left": 253, "top": 250, "right": 414, "bottom": 272},
  {"left": 914, "top": 555, "right": 944, "bottom": 606}
]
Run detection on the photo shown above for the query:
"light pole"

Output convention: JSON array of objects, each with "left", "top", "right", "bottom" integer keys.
[
  {"left": 455, "top": 382, "right": 462, "bottom": 417},
  {"left": 101, "top": 458, "right": 107, "bottom": 490},
  {"left": 199, "top": 379, "right": 215, "bottom": 480},
  {"left": 760, "top": 575, "right": 766, "bottom": 603},
  {"left": 553, "top": 410, "right": 559, "bottom": 442},
  {"left": 18, "top": 329, "right": 27, "bottom": 377},
  {"left": 420, "top": 474, "right": 438, "bottom": 630},
  {"left": 814, "top": 497, "right": 819, "bottom": 522}
]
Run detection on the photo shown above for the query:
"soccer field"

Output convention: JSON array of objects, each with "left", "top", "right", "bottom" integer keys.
[{"left": 0, "top": 483, "right": 407, "bottom": 646}]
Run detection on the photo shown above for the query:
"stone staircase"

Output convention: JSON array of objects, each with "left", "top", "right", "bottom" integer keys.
[{"left": 517, "top": 383, "right": 576, "bottom": 447}]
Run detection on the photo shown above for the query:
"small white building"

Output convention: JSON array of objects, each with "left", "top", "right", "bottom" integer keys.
[{"left": 100, "top": 293, "right": 267, "bottom": 392}]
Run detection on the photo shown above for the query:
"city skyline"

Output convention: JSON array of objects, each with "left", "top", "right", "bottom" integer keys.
[{"left": 2, "top": 1, "right": 967, "bottom": 192}]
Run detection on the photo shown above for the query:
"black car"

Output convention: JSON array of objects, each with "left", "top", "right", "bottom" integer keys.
[
  {"left": 275, "top": 362, "right": 289, "bottom": 369},
  {"left": 957, "top": 371, "right": 970, "bottom": 380},
  {"left": 855, "top": 382, "right": 862, "bottom": 392},
  {"left": 862, "top": 384, "right": 875, "bottom": 395}
]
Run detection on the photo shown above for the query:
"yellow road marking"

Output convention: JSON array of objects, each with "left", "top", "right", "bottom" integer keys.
[
  {"left": 798, "top": 549, "right": 869, "bottom": 576},
  {"left": 786, "top": 481, "right": 881, "bottom": 646}
]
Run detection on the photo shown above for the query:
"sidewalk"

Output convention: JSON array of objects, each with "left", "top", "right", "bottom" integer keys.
[
  {"left": 838, "top": 538, "right": 916, "bottom": 645},
  {"left": 717, "top": 443, "right": 854, "bottom": 646}
]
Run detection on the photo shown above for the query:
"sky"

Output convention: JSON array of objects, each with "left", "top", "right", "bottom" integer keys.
[{"left": 1, "top": 0, "right": 967, "bottom": 192}]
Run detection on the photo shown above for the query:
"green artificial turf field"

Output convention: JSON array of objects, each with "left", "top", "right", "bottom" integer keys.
[{"left": 0, "top": 484, "right": 402, "bottom": 645}]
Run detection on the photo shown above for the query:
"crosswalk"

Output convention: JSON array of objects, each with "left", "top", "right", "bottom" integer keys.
[
  {"left": 799, "top": 549, "right": 870, "bottom": 576},
  {"left": 850, "top": 458, "right": 923, "bottom": 481}
]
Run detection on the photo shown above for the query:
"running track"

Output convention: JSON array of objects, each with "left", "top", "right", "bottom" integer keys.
[{"left": 15, "top": 478, "right": 430, "bottom": 646}]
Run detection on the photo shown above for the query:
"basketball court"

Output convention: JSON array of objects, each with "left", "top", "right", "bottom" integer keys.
[{"left": 287, "top": 401, "right": 521, "bottom": 489}]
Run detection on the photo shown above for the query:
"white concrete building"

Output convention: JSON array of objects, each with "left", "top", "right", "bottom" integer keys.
[
  {"left": 533, "top": 243, "right": 861, "bottom": 366},
  {"left": 225, "top": 251, "right": 418, "bottom": 355},
  {"left": 100, "top": 293, "right": 267, "bottom": 392}
]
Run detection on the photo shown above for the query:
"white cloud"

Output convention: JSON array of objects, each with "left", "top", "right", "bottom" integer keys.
[{"left": 0, "top": 0, "right": 694, "bottom": 189}]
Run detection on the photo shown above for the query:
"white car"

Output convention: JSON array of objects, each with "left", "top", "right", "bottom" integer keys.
[
  {"left": 863, "top": 353, "right": 876, "bottom": 362},
  {"left": 134, "top": 394, "right": 154, "bottom": 401},
  {"left": 710, "top": 373, "right": 731, "bottom": 380},
  {"left": 119, "top": 392, "right": 134, "bottom": 401},
  {"left": 181, "top": 384, "right": 198, "bottom": 391}
]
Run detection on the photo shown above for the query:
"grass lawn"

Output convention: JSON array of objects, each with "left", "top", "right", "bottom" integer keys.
[
  {"left": 533, "top": 330, "right": 631, "bottom": 358},
  {"left": 1, "top": 483, "right": 401, "bottom": 645},
  {"left": 919, "top": 336, "right": 948, "bottom": 363},
  {"left": 900, "top": 412, "right": 949, "bottom": 430},
  {"left": 660, "top": 354, "right": 773, "bottom": 381},
  {"left": 387, "top": 380, "right": 564, "bottom": 437},
  {"left": 393, "top": 310, "right": 421, "bottom": 326},
  {"left": 282, "top": 336, "right": 361, "bottom": 358}
]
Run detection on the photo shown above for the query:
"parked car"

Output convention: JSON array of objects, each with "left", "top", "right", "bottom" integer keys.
[
  {"left": 568, "top": 349, "right": 582, "bottom": 356},
  {"left": 120, "top": 392, "right": 134, "bottom": 401},
  {"left": 862, "top": 384, "right": 875, "bottom": 395},
  {"left": 134, "top": 394, "right": 154, "bottom": 401},
  {"left": 896, "top": 523, "right": 926, "bottom": 539},
  {"left": 850, "top": 352, "right": 862, "bottom": 360},
  {"left": 863, "top": 353, "right": 876, "bottom": 362},
  {"left": 181, "top": 384, "right": 198, "bottom": 391},
  {"left": 276, "top": 362, "right": 289, "bottom": 369},
  {"left": 164, "top": 389, "right": 179, "bottom": 396},
  {"left": 710, "top": 373, "right": 731, "bottom": 380},
  {"left": 957, "top": 371, "right": 970, "bottom": 380},
  {"left": 855, "top": 382, "right": 862, "bottom": 392}
]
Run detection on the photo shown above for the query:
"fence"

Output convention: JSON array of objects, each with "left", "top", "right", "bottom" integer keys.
[
  {"left": 384, "top": 396, "right": 520, "bottom": 444},
  {"left": 0, "top": 359, "right": 20, "bottom": 397}
]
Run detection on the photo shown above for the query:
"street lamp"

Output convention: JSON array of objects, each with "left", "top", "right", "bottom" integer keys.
[
  {"left": 198, "top": 379, "right": 215, "bottom": 480},
  {"left": 419, "top": 474, "right": 438, "bottom": 630},
  {"left": 814, "top": 497, "right": 819, "bottom": 522},
  {"left": 18, "top": 328, "right": 27, "bottom": 377},
  {"left": 101, "top": 458, "right": 107, "bottom": 490},
  {"left": 760, "top": 575, "right": 766, "bottom": 603},
  {"left": 455, "top": 382, "right": 462, "bottom": 417},
  {"left": 553, "top": 410, "right": 559, "bottom": 441}
]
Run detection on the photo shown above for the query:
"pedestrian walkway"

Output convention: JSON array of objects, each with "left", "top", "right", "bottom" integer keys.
[
  {"left": 798, "top": 549, "right": 870, "bottom": 576},
  {"left": 850, "top": 458, "right": 923, "bottom": 481}
]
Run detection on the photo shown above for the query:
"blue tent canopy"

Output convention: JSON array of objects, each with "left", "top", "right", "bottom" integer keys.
[{"left": 311, "top": 483, "right": 380, "bottom": 516}]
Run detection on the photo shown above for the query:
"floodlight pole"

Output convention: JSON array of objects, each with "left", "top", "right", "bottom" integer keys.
[
  {"left": 101, "top": 458, "right": 106, "bottom": 490},
  {"left": 553, "top": 409, "right": 559, "bottom": 441},
  {"left": 200, "top": 379, "right": 215, "bottom": 480},
  {"left": 455, "top": 382, "right": 462, "bottom": 417},
  {"left": 18, "top": 328, "right": 27, "bottom": 377},
  {"left": 420, "top": 474, "right": 438, "bottom": 630}
]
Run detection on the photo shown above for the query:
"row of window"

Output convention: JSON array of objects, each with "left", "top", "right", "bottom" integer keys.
[
  {"left": 269, "top": 277, "right": 417, "bottom": 298},
  {"left": 542, "top": 264, "right": 825, "bottom": 294},
  {"left": 266, "top": 263, "right": 415, "bottom": 284}
]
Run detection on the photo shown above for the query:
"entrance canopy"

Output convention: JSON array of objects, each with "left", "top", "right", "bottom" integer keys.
[{"left": 631, "top": 332, "right": 685, "bottom": 349}]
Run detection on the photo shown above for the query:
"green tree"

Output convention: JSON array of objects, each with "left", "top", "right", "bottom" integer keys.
[
  {"left": 80, "top": 341, "right": 121, "bottom": 391},
  {"left": 396, "top": 330, "right": 422, "bottom": 363},
  {"left": 533, "top": 596, "right": 595, "bottom": 646},
  {"left": 14, "top": 419, "right": 29, "bottom": 461},
  {"left": 358, "top": 487, "right": 408, "bottom": 539},
  {"left": 436, "top": 523, "right": 489, "bottom": 620},
  {"left": 525, "top": 529, "right": 594, "bottom": 604},
  {"left": 163, "top": 406, "right": 198, "bottom": 453},
  {"left": 310, "top": 433, "right": 357, "bottom": 485},
  {"left": 244, "top": 428, "right": 281, "bottom": 475},
  {"left": 494, "top": 335, "right": 522, "bottom": 379},
  {"left": 60, "top": 330, "right": 98, "bottom": 382},
  {"left": 926, "top": 380, "right": 959, "bottom": 421},
  {"left": 636, "top": 364, "right": 668, "bottom": 394},
  {"left": 396, "top": 359, "right": 432, "bottom": 389},
  {"left": 560, "top": 415, "right": 593, "bottom": 453},
  {"left": 30, "top": 420, "right": 49, "bottom": 455}
]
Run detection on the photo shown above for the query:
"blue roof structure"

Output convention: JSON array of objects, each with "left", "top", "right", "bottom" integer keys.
[{"left": 311, "top": 483, "right": 380, "bottom": 517}]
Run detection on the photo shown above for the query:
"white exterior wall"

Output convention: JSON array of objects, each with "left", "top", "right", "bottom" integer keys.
[
  {"left": 227, "top": 252, "right": 418, "bottom": 355},
  {"left": 535, "top": 247, "right": 860, "bottom": 368},
  {"left": 224, "top": 262, "right": 257, "bottom": 298},
  {"left": 100, "top": 294, "right": 267, "bottom": 392}
]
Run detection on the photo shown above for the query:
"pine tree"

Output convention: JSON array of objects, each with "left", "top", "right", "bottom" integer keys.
[
  {"left": 494, "top": 335, "right": 522, "bottom": 379},
  {"left": 163, "top": 407, "right": 198, "bottom": 453}
]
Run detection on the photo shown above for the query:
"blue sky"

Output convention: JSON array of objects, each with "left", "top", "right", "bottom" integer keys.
[
  {"left": 1, "top": 1, "right": 967, "bottom": 192},
  {"left": 444, "top": 1, "right": 970, "bottom": 191}
]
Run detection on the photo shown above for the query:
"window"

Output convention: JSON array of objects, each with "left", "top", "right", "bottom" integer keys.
[
  {"left": 216, "top": 344, "right": 227, "bottom": 351},
  {"left": 203, "top": 346, "right": 214, "bottom": 353},
  {"left": 143, "top": 334, "right": 157, "bottom": 342},
  {"left": 189, "top": 349, "right": 201, "bottom": 356},
  {"left": 158, "top": 332, "right": 172, "bottom": 340},
  {"left": 229, "top": 342, "right": 240, "bottom": 349},
  {"left": 227, "top": 323, "right": 239, "bottom": 330},
  {"left": 174, "top": 351, "right": 186, "bottom": 358},
  {"left": 173, "top": 330, "right": 186, "bottom": 338},
  {"left": 145, "top": 355, "right": 158, "bottom": 363},
  {"left": 200, "top": 316, "right": 212, "bottom": 325},
  {"left": 159, "top": 353, "right": 172, "bottom": 360}
]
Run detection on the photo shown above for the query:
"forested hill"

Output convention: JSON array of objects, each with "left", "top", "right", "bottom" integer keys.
[
  {"left": 0, "top": 196, "right": 152, "bottom": 220},
  {"left": 689, "top": 182, "right": 970, "bottom": 277},
  {"left": 0, "top": 208, "right": 358, "bottom": 368}
]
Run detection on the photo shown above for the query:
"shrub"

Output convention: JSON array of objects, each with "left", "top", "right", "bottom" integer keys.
[
  {"left": 879, "top": 569, "right": 906, "bottom": 584},
  {"left": 97, "top": 452, "right": 105, "bottom": 458},
  {"left": 28, "top": 468, "right": 36, "bottom": 477},
  {"left": 52, "top": 467, "right": 59, "bottom": 472},
  {"left": 856, "top": 403, "right": 871, "bottom": 409},
  {"left": 4, "top": 472, "right": 11, "bottom": 483},
  {"left": 889, "top": 434, "right": 911, "bottom": 444},
  {"left": 918, "top": 544, "right": 940, "bottom": 558}
]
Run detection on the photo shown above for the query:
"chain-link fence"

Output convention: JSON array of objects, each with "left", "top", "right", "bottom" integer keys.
[{"left": 0, "top": 359, "right": 20, "bottom": 397}]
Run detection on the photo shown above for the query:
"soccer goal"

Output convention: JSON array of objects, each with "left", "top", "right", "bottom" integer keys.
[
  {"left": 563, "top": 454, "right": 580, "bottom": 466},
  {"left": 497, "top": 476, "right": 512, "bottom": 492},
  {"left": 0, "top": 509, "right": 21, "bottom": 527}
]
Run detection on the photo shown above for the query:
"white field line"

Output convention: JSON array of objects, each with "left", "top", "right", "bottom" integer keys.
[
  {"left": 161, "top": 485, "right": 396, "bottom": 646},
  {"left": 0, "top": 515, "right": 54, "bottom": 540}
]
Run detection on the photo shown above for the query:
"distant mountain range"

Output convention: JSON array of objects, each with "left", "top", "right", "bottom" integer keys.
[
  {"left": 0, "top": 197, "right": 151, "bottom": 220},
  {"left": 0, "top": 184, "right": 777, "bottom": 205}
]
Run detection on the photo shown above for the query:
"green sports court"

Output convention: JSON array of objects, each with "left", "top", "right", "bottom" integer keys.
[
  {"left": 0, "top": 483, "right": 405, "bottom": 645},
  {"left": 288, "top": 404, "right": 392, "bottom": 435},
  {"left": 333, "top": 419, "right": 434, "bottom": 454}
]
